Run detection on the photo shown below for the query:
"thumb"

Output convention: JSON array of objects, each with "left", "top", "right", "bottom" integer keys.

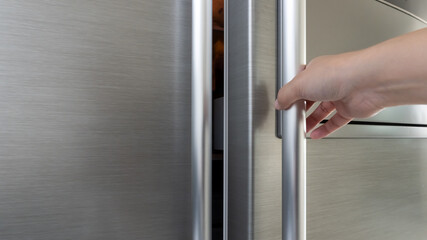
[{"left": 275, "top": 77, "right": 302, "bottom": 110}]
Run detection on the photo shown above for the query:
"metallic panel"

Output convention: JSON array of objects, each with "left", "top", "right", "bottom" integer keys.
[
  {"left": 278, "top": 0, "right": 306, "bottom": 240},
  {"left": 192, "top": 0, "right": 212, "bottom": 239},
  {"left": 307, "top": 139, "right": 427, "bottom": 240},
  {"left": 229, "top": 1, "right": 427, "bottom": 240},
  {"left": 0, "top": 1, "right": 191, "bottom": 239},
  {"left": 228, "top": 0, "right": 254, "bottom": 238},
  {"left": 228, "top": 0, "right": 282, "bottom": 239},
  {"left": 224, "top": 0, "right": 229, "bottom": 238},
  {"left": 380, "top": 0, "right": 427, "bottom": 22},
  {"left": 307, "top": 0, "right": 427, "bottom": 126},
  {"left": 306, "top": 2, "right": 427, "bottom": 239}
]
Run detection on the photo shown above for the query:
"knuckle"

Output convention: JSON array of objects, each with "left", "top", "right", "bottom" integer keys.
[
  {"left": 328, "top": 119, "right": 341, "bottom": 129},
  {"left": 318, "top": 102, "right": 331, "bottom": 114}
]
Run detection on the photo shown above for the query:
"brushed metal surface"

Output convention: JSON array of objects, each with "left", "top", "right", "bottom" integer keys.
[
  {"left": 192, "top": 0, "right": 212, "bottom": 239},
  {"left": 228, "top": 0, "right": 282, "bottom": 239},
  {"left": 278, "top": 0, "right": 307, "bottom": 239},
  {"left": 0, "top": 1, "right": 191, "bottom": 239},
  {"left": 307, "top": 139, "right": 427, "bottom": 240},
  {"left": 229, "top": 1, "right": 427, "bottom": 240},
  {"left": 307, "top": 0, "right": 427, "bottom": 126}
]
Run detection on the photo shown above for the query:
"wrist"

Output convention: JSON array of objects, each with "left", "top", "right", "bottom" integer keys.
[{"left": 337, "top": 50, "right": 381, "bottom": 94}]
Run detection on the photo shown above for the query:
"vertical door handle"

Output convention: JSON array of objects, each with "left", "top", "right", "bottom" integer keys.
[
  {"left": 192, "top": 0, "right": 212, "bottom": 240},
  {"left": 277, "top": 1, "right": 306, "bottom": 240}
]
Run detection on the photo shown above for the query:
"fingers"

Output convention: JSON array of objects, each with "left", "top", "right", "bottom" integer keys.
[
  {"left": 306, "top": 101, "right": 335, "bottom": 132},
  {"left": 275, "top": 80, "right": 302, "bottom": 110},
  {"left": 310, "top": 112, "right": 353, "bottom": 139}
]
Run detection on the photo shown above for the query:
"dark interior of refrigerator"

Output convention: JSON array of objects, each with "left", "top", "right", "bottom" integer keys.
[{"left": 212, "top": 0, "right": 224, "bottom": 239}]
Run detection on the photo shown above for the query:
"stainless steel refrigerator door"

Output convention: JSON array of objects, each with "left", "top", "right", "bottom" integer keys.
[
  {"left": 228, "top": 0, "right": 427, "bottom": 240},
  {"left": 227, "top": 0, "right": 306, "bottom": 239},
  {"left": 306, "top": 2, "right": 427, "bottom": 239},
  {"left": 227, "top": 0, "right": 305, "bottom": 239},
  {"left": 0, "top": 1, "right": 194, "bottom": 239},
  {"left": 228, "top": 0, "right": 282, "bottom": 239},
  {"left": 307, "top": 138, "right": 427, "bottom": 240}
]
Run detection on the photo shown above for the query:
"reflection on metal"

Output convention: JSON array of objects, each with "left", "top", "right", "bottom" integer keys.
[
  {"left": 278, "top": 0, "right": 306, "bottom": 240},
  {"left": 192, "top": 0, "right": 212, "bottom": 239},
  {"left": 377, "top": 0, "right": 427, "bottom": 24}
]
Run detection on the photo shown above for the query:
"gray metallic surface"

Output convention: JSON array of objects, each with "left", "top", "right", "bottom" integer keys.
[
  {"left": 192, "top": 0, "right": 212, "bottom": 239},
  {"left": 278, "top": 0, "right": 306, "bottom": 239},
  {"left": 228, "top": 0, "right": 253, "bottom": 238},
  {"left": 228, "top": 0, "right": 282, "bottom": 239},
  {"left": 0, "top": 1, "right": 192, "bottom": 239},
  {"left": 307, "top": 139, "right": 427, "bottom": 240},
  {"left": 223, "top": 0, "right": 229, "bottom": 238},
  {"left": 229, "top": 1, "right": 427, "bottom": 240},
  {"left": 306, "top": 1, "right": 427, "bottom": 239},
  {"left": 380, "top": 0, "right": 427, "bottom": 22},
  {"left": 307, "top": 0, "right": 427, "bottom": 126}
]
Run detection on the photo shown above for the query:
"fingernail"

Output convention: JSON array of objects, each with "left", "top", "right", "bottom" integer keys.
[
  {"left": 310, "top": 130, "right": 321, "bottom": 139},
  {"left": 275, "top": 100, "right": 281, "bottom": 109}
]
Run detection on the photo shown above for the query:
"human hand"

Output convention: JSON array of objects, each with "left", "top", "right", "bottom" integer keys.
[
  {"left": 275, "top": 52, "right": 385, "bottom": 139},
  {"left": 275, "top": 28, "right": 427, "bottom": 139}
]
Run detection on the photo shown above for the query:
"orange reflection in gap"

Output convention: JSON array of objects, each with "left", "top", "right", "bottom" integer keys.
[{"left": 213, "top": 0, "right": 224, "bottom": 98}]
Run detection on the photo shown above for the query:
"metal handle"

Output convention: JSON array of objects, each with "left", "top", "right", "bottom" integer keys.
[
  {"left": 277, "top": 0, "right": 306, "bottom": 240},
  {"left": 192, "top": 0, "right": 212, "bottom": 240}
]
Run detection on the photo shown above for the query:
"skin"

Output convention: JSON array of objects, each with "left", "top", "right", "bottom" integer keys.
[{"left": 275, "top": 27, "right": 427, "bottom": 139}]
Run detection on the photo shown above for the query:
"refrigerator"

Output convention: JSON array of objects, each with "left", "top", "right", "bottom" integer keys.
[{"left": 0, "top": 0, "right": 426, "bottom": 240}]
